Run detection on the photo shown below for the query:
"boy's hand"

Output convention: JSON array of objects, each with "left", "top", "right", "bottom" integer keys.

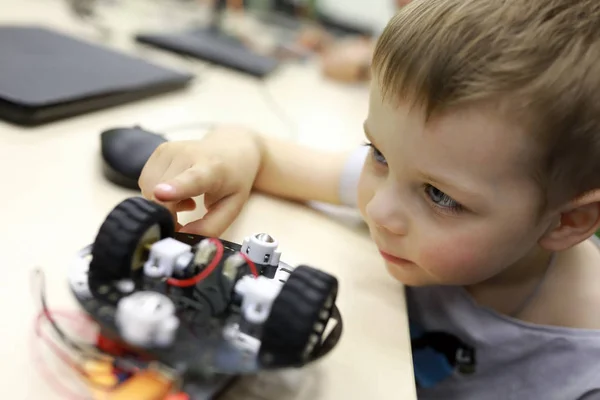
[
  {"left": 138, "top": 126, "right": 263, "bottom": 237},
  {"left": 321, "top": 38, "right": 374, "bottom": 83}
]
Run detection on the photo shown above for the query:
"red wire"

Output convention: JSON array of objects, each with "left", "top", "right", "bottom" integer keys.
[
  {"left": 34, "top": 311, "right": 95, "bottom": 375},
  {"left": 167, "top": 238, "right": 224, "bottom": 287},
  {"left": 32, "top": 310, "right": 107, "bottom": 400},
  {"left": 31, "top": 334, "right": 88, "bottom": 400},
  {"left": 239, "top": 252, "right": 259, "bottom": 277}
]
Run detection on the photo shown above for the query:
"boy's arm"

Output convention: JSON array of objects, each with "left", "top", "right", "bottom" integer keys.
[
  {"left": 145, "top": 128, "right": 365, "bottom": 236},
  {"left": 253, "top": 135, "right": 356, "bottom": 206}
]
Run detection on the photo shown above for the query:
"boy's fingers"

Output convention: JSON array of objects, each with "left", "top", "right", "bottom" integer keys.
[
  {"left": 175, "top": 198, "right": 197, "bottom": 212},
  {"left": 178, "top": 195, "right": 244, "bottom": 238},
  {"left": 154, "top": 166, "right": 218, "bottom": 202},
  {"left": 150, "top": 199, "right": 194, "bottom": 231}
]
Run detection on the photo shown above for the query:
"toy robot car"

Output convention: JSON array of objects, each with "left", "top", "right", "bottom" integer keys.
[{"left": 68, "top": 197, "right": 343, "bottom": 398}]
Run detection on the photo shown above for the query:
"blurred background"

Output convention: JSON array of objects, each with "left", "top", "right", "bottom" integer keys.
[
  {"left": 0, "top": 0, "right": 407, "bottom": 144},
  {"left": 0, "top": 2, "right": 415, "bottom": 399},
  {"left": 61, "top": 0, "right": 397, "bottom": 82}
]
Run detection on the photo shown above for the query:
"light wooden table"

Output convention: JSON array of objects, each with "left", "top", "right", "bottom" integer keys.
[{"left": 0, "top": 1, "right": 415, "bottom": 398}]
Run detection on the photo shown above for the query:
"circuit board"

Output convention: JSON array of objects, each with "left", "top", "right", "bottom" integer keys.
[{"left": 68, "top": 197, "right": 343, "bottom": 385}]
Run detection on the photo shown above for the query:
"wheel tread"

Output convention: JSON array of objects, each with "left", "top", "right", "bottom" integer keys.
[
  {"left": 88, "top": 197, "right": 174, "bottom": 285},
  {"left": 259, "top": 265, "right": 338, "bottom": 367}
]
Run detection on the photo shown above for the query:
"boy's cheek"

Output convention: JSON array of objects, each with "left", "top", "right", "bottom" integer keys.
[{"left": 419, "top": 232, "right": 501, "bottom": 284}]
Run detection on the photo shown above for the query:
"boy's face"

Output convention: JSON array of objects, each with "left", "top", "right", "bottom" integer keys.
[{"left": 357, "top": 81, "right": 553, "bottom": 286}]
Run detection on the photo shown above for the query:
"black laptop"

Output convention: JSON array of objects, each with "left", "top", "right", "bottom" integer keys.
[
  {"left": 135, "top": 27, "right": 280, "bottom": 78},
  {"left": 0, "top": 26, "right": 194, "bottom": 126}
]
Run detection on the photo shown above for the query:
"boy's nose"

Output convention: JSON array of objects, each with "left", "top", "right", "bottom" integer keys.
[{"left": 366, "top": 187, "right": 409, "bottom": 236}]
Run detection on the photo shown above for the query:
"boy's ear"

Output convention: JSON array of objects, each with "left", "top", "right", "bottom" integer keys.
[{"left": 539, "top": 189, "right": 600, "bottom": 252}]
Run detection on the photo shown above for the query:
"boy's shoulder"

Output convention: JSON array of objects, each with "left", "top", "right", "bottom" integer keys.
[
  {"left": 526, "top": 238, "right": 600, "bottom": 330},
  {"left": 406, "top": 255, "right": 600, "bottom": 399}
]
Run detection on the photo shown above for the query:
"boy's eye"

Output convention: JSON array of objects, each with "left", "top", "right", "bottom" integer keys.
[
  {"left": 424, "top": 184, "right": 463, "bottom": 212},
  {"left": 364, "top": 142, "right": 387, "bottom": 166}
]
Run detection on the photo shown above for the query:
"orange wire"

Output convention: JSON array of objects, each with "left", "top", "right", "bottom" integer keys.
[{"left": 32, "top": 310, "right": 113, "bottom": 400}]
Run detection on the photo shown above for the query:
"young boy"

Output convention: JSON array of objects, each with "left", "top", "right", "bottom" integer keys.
[{"left": 139, "top": 0, "right": 600, "bottom": 398}]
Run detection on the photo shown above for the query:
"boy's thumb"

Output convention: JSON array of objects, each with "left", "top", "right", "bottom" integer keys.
[{"left": 179, "top": 195, "right": 244, "bottom": 238}]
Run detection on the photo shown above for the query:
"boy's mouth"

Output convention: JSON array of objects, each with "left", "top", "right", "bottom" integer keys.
[{"left": 378, "top": 249, "right": 414, "bottom": 267}]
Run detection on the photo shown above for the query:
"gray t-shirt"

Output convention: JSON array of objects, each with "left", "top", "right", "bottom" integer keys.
[{"left": 338, "top": 146, "right": 600, "bottom": 400}]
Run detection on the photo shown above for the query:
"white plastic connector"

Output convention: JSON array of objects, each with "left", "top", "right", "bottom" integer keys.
[
  {"left": 240, "top": 233, "right": 281, "bottom": 266},
  {"left": 273, "top": 265, "right": 294, "bottom": 286},
  {"left": 193, "top": 238, "right": 217, "bottom": 265},
  {"left": 69, "top": 246, "right": 92, "bottom": 298},
  {"left": 222, "top": 253, "right": 246, "bottom": 281},
  {"left": 115, "top": 279, "right": 135, "bottom": 294},
  {"left": 223, "top": 323, "right": 261, "bottom": 353},
  {"left": 143, "top": 238, "right": 193, "bottom": 278},
  {"left": 115, "top": 291, "right": 179, "bottom": 348},
  {"left": 234, "top": 275, "right": 282, "bottom": 324}
]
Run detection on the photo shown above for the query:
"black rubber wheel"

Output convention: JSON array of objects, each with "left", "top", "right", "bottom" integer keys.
[
  {"left": 89, "top": 197, "right": 175, "bottom": 282},
  {"left": 258, "top": 265, "right": 339, "bottom": 367}
]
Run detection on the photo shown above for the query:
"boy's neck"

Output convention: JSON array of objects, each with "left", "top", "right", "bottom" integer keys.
[
  {"left": 464, "top": 247, "right": 555, "bottom": 317},
  {"left": 464, "top": 239, "right": 600, "bottom": 329}
]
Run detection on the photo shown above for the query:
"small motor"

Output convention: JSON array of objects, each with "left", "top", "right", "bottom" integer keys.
[{"left": 115, "top": 291, "right": 180, "bottom": 348}]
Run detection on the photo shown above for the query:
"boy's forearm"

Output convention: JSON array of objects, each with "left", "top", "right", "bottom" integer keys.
[{"left": 252, "top": 134, "right": 350, "bottom": 205}]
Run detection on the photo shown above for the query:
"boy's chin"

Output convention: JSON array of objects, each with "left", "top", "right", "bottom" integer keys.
[{"left": 385, "top": 263, "right": 436, "bottom": 287}]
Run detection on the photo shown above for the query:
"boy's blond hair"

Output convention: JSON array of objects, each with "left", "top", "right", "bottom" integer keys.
[{"left": 372, "top": 0, "right": 600, "bottom": 210}]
